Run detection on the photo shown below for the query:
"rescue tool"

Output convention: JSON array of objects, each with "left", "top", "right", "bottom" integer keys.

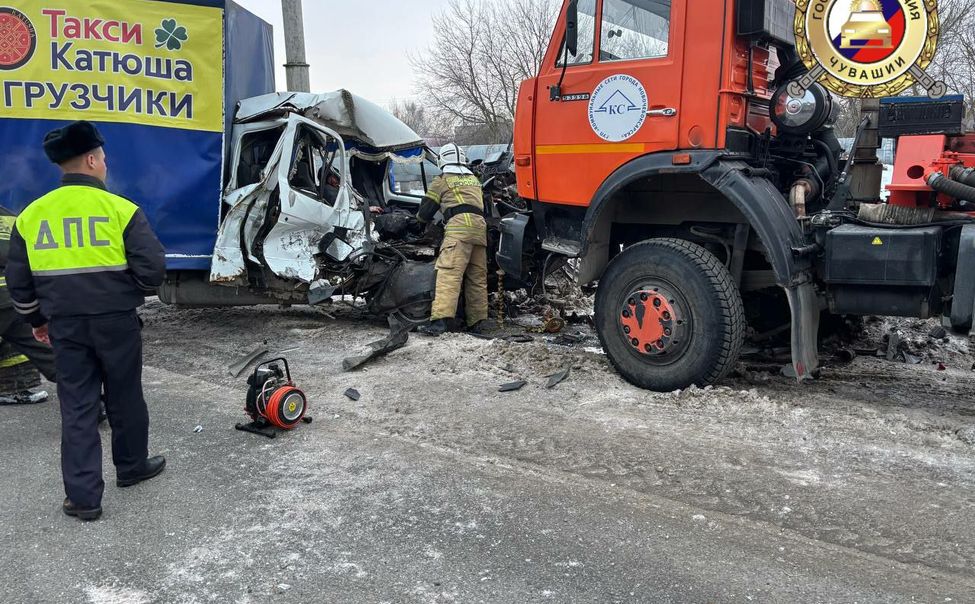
[{"left": 235, "top": 358, "right": 311, "bottom": 439}]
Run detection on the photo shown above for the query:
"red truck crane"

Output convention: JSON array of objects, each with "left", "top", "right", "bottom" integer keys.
[{"left": 496, "top": 0, "right": 975, "bottom": 391}]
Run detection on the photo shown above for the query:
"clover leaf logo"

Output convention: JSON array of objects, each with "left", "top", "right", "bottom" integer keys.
[{"left": 155, "top": 19, "right": 188, "bottom": 51}]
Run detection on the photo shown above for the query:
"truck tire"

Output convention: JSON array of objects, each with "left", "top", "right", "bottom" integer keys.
[{"left": 594, "top": 238, "right": 745, "bottom": 391}]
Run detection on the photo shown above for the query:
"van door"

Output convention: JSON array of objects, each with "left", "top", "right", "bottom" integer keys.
[
  {"left": 534, "top": 0, "right": 686, "bottom": 207},
  {"left": 211, "top": 115, "right": 366, "bottom": 285}
]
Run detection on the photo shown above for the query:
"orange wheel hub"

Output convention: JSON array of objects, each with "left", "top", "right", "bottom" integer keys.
[{"left": 620, "top": 290, "right": 678, "bottom": 355}]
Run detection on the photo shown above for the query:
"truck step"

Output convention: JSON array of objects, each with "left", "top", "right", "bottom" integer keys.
[{"left": 541, "top": 237, "right": 582, "bottom": 257}]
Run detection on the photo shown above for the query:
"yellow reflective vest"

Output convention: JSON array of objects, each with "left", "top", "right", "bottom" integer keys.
[{"left": 5, "top": 174, "right": 166, "bottom": 324}]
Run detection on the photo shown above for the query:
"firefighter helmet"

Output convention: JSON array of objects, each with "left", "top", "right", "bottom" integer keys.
[{"left": 438, "top": 143, "right": 469, "bottom": 170}]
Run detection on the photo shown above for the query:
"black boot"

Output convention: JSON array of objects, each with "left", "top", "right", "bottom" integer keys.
[
  {"left": 63, "top": 498, "right": 102, "bottom": 521},
  {"left": 117, "top": 456, "right": 167, "bottom": 488},
  {"left": 418, "top": 319, "right": 447, "bottom": 337},
  {"left": 466, "top": 320, "right": 494, "bottom": 335}
]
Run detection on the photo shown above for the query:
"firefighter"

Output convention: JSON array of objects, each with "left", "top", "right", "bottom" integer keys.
[
  {"left": 0, "top": 206, "right": 56, "bottom": 386},
  {"left": 417, "top": 143, "right": 489, "bottom": 336},
  {"left": 5, "top": 121, "right": 167, "bottom": 521}
]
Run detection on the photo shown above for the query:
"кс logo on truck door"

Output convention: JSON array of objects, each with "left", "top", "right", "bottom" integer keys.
[
  {"left": 588, "top": 74, "right": 649, "bottom": 142},
  {"left": 0, "top": 7, "right": 37, "bottom": 71}
]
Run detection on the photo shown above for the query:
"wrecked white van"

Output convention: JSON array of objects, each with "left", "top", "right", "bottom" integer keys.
[{"left": 158, "top": 91, "right": 441, "bottom": 322}]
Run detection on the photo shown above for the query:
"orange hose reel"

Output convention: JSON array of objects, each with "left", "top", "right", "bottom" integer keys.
[{"left": 244, "top": 358, "right": 308, "bottom": 431}]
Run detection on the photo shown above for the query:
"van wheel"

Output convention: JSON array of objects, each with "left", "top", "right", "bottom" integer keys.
[{"left": 594, "top": 238, "right": 745, "bottom": 391}]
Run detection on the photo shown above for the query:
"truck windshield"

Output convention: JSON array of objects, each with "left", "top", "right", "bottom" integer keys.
[{"left": 600, "top": 0, "right": 671, "bottom": 62}]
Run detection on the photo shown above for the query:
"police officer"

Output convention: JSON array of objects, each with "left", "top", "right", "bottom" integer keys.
[
  {"left": 417, "top": 143, "right": 489, "bottom": 336},
  {"left": 5, "top": 121, "right": 167, "bottom": 521},
  {"left": 0, "top": 205, "right": 56, "bottom": 385}
]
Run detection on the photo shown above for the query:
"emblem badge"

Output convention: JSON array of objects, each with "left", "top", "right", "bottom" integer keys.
[
  {"left": 791, "top": 0, "right": 944, "bottom": 99},
  {"left": 0, "top": 7, "right": 36, "bottom": 71}
]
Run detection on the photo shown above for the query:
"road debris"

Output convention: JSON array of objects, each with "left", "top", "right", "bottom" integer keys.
[
  {"left": 342, "top": 316, "right": 410, "bottom": 372},
  {"left": 228, "top": 345, "right": 269, "bottom": 377},
  {"left": 545, "top": 367, "right": 571, "bottom": 389},
  {"left": 886, "top": 332, "right": 903, "bottom": 362},
  {"left": 499, "top": 380, "right": 527, "bottom": 393},
  {"left": 902, "top": 351, "right": 922, "bottom": 365},
  {"left": 193, "top": 425, "right": 203, "bottom": 433},
  {"left": 344, "top": 388, "right": 361, "bottom": 401}
]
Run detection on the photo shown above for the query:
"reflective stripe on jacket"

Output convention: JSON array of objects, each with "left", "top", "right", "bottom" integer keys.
[
  {"left": 0, "top": 207, "right": 15, "bottom": 310},
  {"left": 422, "top": 175, "right": 487, "bottom": 245},
  {"left": 5, "top": 174, "right": 166, "bottom": 324}
]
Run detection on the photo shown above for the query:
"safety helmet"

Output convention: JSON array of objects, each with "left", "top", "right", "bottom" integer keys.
[{"left": 438, "top": 143, "right": 469, "bottom": 170}]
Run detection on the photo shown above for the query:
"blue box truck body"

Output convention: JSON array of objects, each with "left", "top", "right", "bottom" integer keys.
[{"left": 0, "top": 0, "right": 275, "bottom": 271}]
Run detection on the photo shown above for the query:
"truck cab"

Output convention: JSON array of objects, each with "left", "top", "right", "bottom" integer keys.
[{"left": 500, "top": 0, "right": 975, "bottom": 391}]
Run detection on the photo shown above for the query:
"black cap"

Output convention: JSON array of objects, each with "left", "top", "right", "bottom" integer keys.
[{"left": 43, "top": 121, "right": 105, "bottom": 165}]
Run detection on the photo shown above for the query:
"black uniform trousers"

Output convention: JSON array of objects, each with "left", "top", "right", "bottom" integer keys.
[
  {"left": 0, "top": 308, "right": 56, "bottom": 382},
  {"left": 49, "top": 310, "right": 149, "bottom": 508}
]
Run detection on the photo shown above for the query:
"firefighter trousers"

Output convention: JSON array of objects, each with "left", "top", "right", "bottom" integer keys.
[
  {"left": 431, "top": 236, "right": 489, "bottom": 326},
  {"left": 49, "top": 310, "right": 149, "bottom": 508},
  {"left": 0, "top": 308, "right": 56, "bottom": 382}
]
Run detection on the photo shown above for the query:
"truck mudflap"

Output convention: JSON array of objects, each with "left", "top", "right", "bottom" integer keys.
[
  {"left": 699, "top": 160, "right": 821, "bottom": 382},
  {"left": 950, "top": 225, "right": 975, "bottom": 334},
  {"left": 497, "top": 213, "right": 531, "bottom": 280}
]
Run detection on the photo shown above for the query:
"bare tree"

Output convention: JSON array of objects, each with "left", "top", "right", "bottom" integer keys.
[
  {"left": 411, "top": 0, "right": 560, "bottom": 145},
  {"left": 925, "top": 0, "right": 975, "bottom": 124},
  {"left": 390, "top": 99, "right": 440, "bottom": 140}
]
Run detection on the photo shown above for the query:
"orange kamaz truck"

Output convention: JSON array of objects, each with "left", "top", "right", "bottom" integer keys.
[{"left": 496, "top": 0, "right": 975, "bottom": 391}]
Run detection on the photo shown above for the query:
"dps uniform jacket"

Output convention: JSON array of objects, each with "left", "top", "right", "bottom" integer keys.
[
  {"left": 0, "top": 206, "right": 17, "bottom": 310},
  {"left": 5, "top": 174, "right": 166, "bottom": 326}
]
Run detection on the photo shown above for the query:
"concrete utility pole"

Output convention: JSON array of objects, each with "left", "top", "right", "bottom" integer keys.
[{"left": 281, "top": 0, "right": 311, "bottom": 92}]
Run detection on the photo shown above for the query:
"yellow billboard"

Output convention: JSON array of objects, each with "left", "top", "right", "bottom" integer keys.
[{"left": 0, "top": 1, "right": 224, "bottom": 132}]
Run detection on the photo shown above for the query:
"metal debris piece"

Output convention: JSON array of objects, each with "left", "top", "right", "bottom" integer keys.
[
  {"left": 193, "top": 425, "right": 203, "bottom": 433},
  {"left": 545, "top": 367, "right": 571, "bottom": 389},
  {"left": 554, "top": 332, "right": 584, "bottom": 346},
  {"left": 928, "top": 325, "right": 948, "bottom": 340},
  {"left": 902, "top": 351, "right": 922, "bottom": 365},
  {"left": 308, "top": 280, "right": 339, "bottom": 306},
  {"left": 885, "top": 332, "right": 902, "bottom": 362},
  {"left": 505, "top": 334, "right": 534, "bottom": 344},
  {"left": 499, "top": 380, "right": 527, "bottom": 393},
  {"left": 344, "top": 388, "right": 361, "bottom": 401},
  {"left": 229, "top": 345, "right": 269, "bottom": 377},
  {"left": 342, "top": 315, "right": 410, "bottom": 371}
]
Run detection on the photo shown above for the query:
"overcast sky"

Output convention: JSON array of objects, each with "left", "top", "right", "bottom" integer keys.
[{"left": 233, "top": 0, "right": 452, "bottom": 106}]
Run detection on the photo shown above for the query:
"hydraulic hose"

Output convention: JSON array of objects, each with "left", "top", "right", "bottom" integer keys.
[
  {"left": 949, "top": 166, "right": 975, "bottom": 187},
  {"left": 928, "top": 172, "right": 975, "bottom": 204}
]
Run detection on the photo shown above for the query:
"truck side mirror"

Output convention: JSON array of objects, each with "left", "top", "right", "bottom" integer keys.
[{"left": 565, "top": 0, "right": 579, "bottom": 57}]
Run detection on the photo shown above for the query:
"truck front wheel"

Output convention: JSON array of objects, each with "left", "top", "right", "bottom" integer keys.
[{"left": 594, "top": 238, "right": 745, "bottom": 391}]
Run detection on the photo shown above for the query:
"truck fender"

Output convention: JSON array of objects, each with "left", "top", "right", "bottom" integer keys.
[{"left": 579, "top": 154, "right": 820, "bottom": 381}]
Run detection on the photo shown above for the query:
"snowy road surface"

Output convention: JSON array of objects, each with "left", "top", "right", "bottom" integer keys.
[{"left": 1, "top": 302, "right": 973, "bottom": 603}]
